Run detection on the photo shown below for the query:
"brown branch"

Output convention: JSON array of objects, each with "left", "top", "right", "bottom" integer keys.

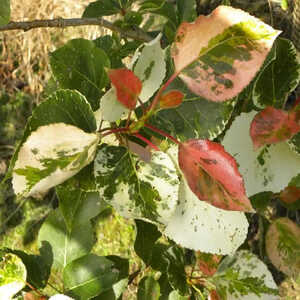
[{"left": 0, "top": 17, "right": 153, "bottom": 42}]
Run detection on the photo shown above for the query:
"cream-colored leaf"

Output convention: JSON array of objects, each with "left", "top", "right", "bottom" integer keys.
[
  {"left": 164, "top": 179, "right": 249, "bottom": 255},
  {"left": 13, "top": 123, "right": 99, "bottom": 198},
  {"left": 222, "top": 112, "right": 300, "bottom": 196}
]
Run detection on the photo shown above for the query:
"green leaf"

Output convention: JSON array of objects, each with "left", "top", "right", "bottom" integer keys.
[
  {"left": 82, "top": 0, "right": 121, "bottom": 17},
  {"left": 63, "top": 254, "right": 120, "bottom": 299},
  {"left": 0, "top": 0, "right": 10, "bottom": 25},
  {"left": 168, "top": 290, "right": 190, "bottom": 300},
  {"left": 214, "top": 250, "right": 278, "bottom": 299},
  {"left": 5, "top": 89, "right": 97, "bottom": 183},
  {"left": 165, "top": 246, "right": 189, "bottom": 296},
  {"left": 134, "top": 220, "right": 161, "bottom": 265},
  {"left": 56, "top": 184, "right": 106, "bottom": 232},
  {"left": 289, "top": 131, "right": 300, "bottom": 155},
  {"left": 176, "top": 0, "right": 196, "bottom": 23},
  {"left": 38, "top": 209, "right": 94, "bottom": 270},
  {"left": 4, "top": 247, "right": 51, "bottom": 289},
  {"left": 253, "top": 38, "right": 300, "bottom": 108},
  {"left": 0, "top": 253, "right": 26, "bottom": 299},
  {"left": 94, "top": 144, "right": 179, "bottom": 223},
  {"left": 250, "top": 191, "right": 273, "bottom": 213},
  {"left": 150, "top": 78, "right": 235, "bottom": 141},
  {"left": 12, "top": 123, "right": 99, "bottom": 198},
  {"left": 50, "top": 38, "right": 110, "bottom": 110},
  {"left": 137, "top": 276, "right": 160, "bottom": 300}
]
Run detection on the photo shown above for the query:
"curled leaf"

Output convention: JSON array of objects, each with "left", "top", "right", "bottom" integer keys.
[
  {"left": 108, "top": 68, "right": 142, "bottom": 110},
  {"left": 250, "top": 106, "right": 300, "bottom": 149},
  {"left": 178, "top": 139, "right": 253, "bottom": 212},
  {"left": 172, "top": 5, "right": 280, "bottom": 102},
  {"left": 159, "top": 90, "right": 184, "bottom": 109}
]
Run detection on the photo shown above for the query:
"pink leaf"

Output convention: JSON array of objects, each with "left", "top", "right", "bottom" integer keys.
[
  {"left": 159, "top": 90, "right": 184, "bottom": 109},
  {"left": 250, "top": 106, "right": 300, "bottom": 149},
  {"left": 178, "top": 139, "right": 253, "bottom": 212},
  {"left": 108, "top": 68, "right": 142, "bottom": 110},
  {"left": 172, "top": 5, "right": 280, "bottom": 102}
]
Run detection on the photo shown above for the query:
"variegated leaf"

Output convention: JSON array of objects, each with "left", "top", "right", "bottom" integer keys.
[{"left": 13, "top": 123, "right": 99, "bottom": 198}]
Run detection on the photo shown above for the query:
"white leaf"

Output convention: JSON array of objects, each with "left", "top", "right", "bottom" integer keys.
[
  {"left": 164, "top": 179, "right": 249, "bottom": 255},
  {"left": 133, "top": 34, "right": 166, "bottom": 103},
  {"left": 222, "top": 112, "right": 300, "bottom": 196},
  {"left": 100, "top": 87, "right": 129, "bottom": 122},
  {"left": 220, "top": 250, "right": 278, "bottom": 300},
  {"left": 49, "top": 295, "right": 74, "bottom": 300},
  {"left": 13, "top": 123, "right": 99, "bottom": 198}
]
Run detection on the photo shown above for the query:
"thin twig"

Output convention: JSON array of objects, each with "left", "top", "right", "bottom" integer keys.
[{"left": 0, "top": 18, "right": 152, "bottom": 42}]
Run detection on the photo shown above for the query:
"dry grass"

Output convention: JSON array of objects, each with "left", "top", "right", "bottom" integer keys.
[{"left": 0, "top": 0, "right": 110, "bottom": 101}]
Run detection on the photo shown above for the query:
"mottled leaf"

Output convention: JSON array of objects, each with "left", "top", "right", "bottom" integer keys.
[
  {"left": 108, "top": 68, "right": 142, "bottom": 110},
  {"left": 137, "top": 276, "right": 160, "bottom": 300},
  {"left": 12, "top": 123, "right": 99, "bottom": 198},
  {"left": 50, "top": 39, "right": 110, "bottom": 110},
  {"left": 150, "top": 77, "right": 235, "bottom": 141},
  {"left": 253, "top": 38, "right": 300, "bottom": 108},
  {"left": 37, "top": 209, "right": 94, "bottom": 270},
  {"left": 196, "top": 252, "right": 222, "bottom": 276},
  {"left": 222, "top": 111, "right": 300, "bottom": 196},
  {"left": 250, "top": 106, "right": 300, "bottom": 149},
  {"left": 279, "top": 174, "right": 300, "bottom": 210},
  {"left": 6, "top": 89, "right": 97, "bottom": 182},
  {"left": 0, "top": 253, "right": 26, "bottom": 300},
  {"left": 214, "top": 250, "right": 278, "bottom": 300},
  {"left": 133, "top": 34, "right": 166, "bottom": 103},
  {"left": 82, "top": 0, "right": 121, "bottom": 17},
  {"left": 63, "top": 254, "right": 119, "bottom": 299},
  {"left": 178, "top": 139, "right": 253, "bottom": 211},
  {"left": 172, "top": 5, "right": 280, "bottom": 102},
  {"left": 0, "top": 0, "right": 10, "bottom": 25},
  {"left": 164, "top": 179, "right": 249, "bottom": 254},
  {"left": 288, "top": 131, "right": 300, "bottom": 155},
  {"left": 265, "top": 218, "right": 300, "bottom": 278},
  {"left": 94, "top": 144, "right": 179, "bottom": 223},
  {"left": 159, "top": 90, "right": 184, "bottom": 109}
]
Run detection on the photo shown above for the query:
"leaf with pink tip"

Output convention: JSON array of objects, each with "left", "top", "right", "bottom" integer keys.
[
  {"left": 178, "top": 139, "right": 253, "bottom": 212},
  {"left": 250, "top": 107, "right": 300, "bottom": 149},
  {"left": 172, "top": 5, "right": 280, "bottom": 102}
]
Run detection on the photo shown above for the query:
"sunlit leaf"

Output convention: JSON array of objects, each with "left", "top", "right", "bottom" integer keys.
[
  {"left": 164, "top": 179, "right": 249, "bottom": 254},
  {"left": 222, "top": 111, "right": 300, "bottom": 196},
  {"left": 133, "top": 34, "right": 166, "bottom": 103},
  {"left": 265, "top": 218, "right": 300, "bottom": 278},
  {"left": 178, "top": 139, "right": 253, "bottom": 212},
  {"left": 0, "top": 253, "right": 26, "bottom": 300},
  {"left": 250, "top": 106, "right": 300, "bottom": 149},
  {"left": 37, "top": 209, "right": 94, "bottom": 270},
  {"left": 108, "top": 68, "right": 142, "bottom": 110},
  {"left": 49, "top": 295, "right": 74, "bottom": 300},
  {"left": 12, "top": 123, "right": 99, "bottom": 198},
  {"left": 172, "top": 5, "right": 280, "bottom": 102},
  {"left": 94, "top": 144, "right": 179, "bottom": 223},
  {"left": 100, "top": 87, "right": 129, "bottom": 122},
  {"left": 82, "top": 0, "right": 121, "bottom": 17}
]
